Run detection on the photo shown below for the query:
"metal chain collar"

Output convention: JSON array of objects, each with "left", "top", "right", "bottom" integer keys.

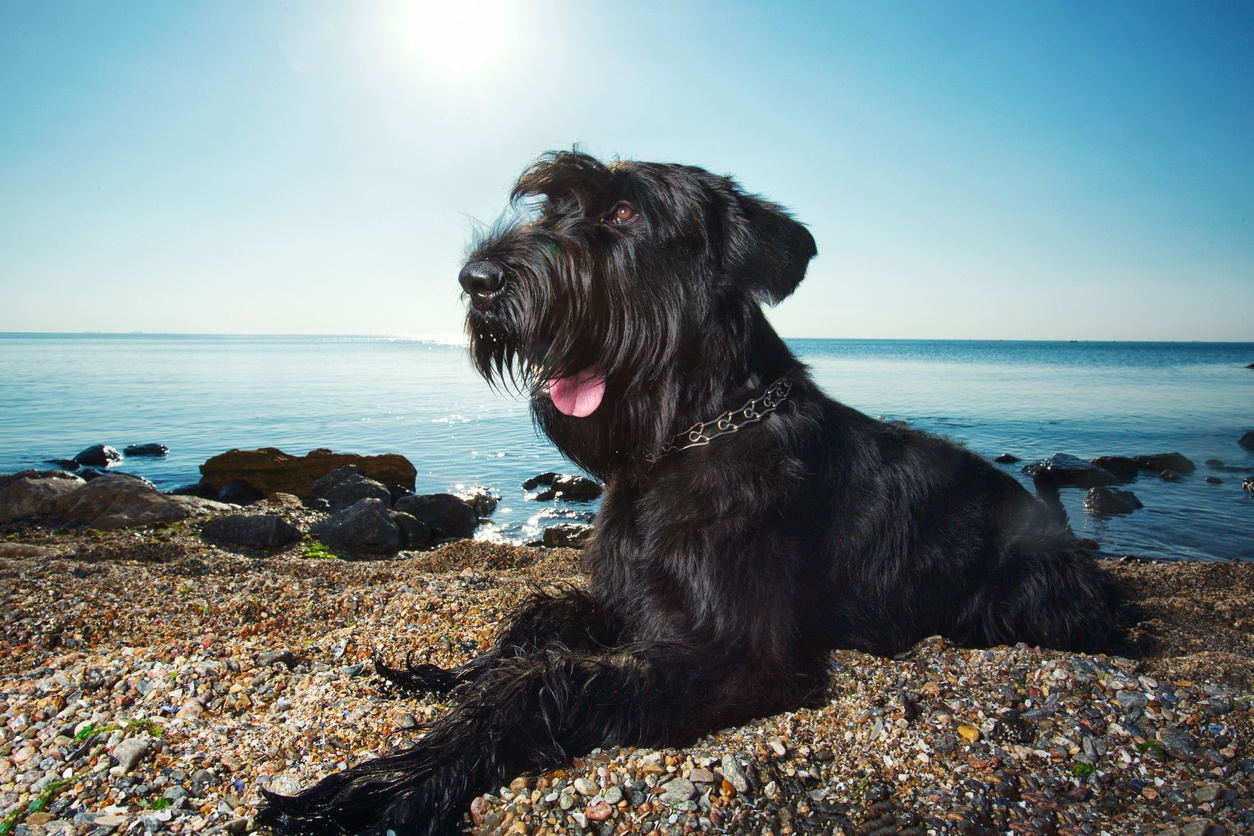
[{"left": 650, "top": 377, "right": 793, "bottom": 461}]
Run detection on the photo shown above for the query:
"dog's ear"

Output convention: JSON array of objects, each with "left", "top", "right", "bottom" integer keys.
[{"left": 723, "top": 193, "right": 817, "bottom": 305}]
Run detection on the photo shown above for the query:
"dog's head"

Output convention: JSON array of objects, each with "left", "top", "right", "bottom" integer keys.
[{"left": 460, "top": 150, "right": 816, "bottom": 477}]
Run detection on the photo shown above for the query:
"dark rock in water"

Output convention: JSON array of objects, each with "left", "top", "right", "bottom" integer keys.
[
  {"left": 44, "top": 459, "right": 80, "bottom": 470},
  {"left": 543, "top": 523, "right": 593, "bottom": 549},
  {"left": 1132, "top": 452, "right": 1195, "bottom": 475},
  {"left": 168, "top": 482, "right": 218, "bottom": 499},
  {"left": 390, "top": 511, "right": 431, "bottom": 549},
  {"left": 522, "top": 472, "right": 560, "bottom": 490},
  {"left": 1084, "top": 487, "right": 1143, "bottom": 516},
  {"left": 200, "top": 447, "right": 416, "bottom": 499},
  {"left": 1157, "top": 469, "right": 1183, "bottom": 482},
  {"left": 201, "top": 513, "right": 302, "bottom": 549},
  {"left": 455, "top": 486, "right": 500, "bottom": 517},
  {"left": 311, "top": 498, "right": 403, "bottom": 554},
  {"left": 308, "top": 466, "right": 392, "bottom": 512},
  {"left": 1021, "top": 454, "right": 1117, "bottom": 489},
  {"left": 532, "top": 474, "right": 603, "bottom": 502},
  {"left": 0, "top": 470, "right": 87, "bottom": 523},
  {"left": 394, "top": 493, "right": 478, "bottom": 540},
  {"left": 993, "top": 453, "right": 1020, "bottom": 464},
  {"left": 1089, "top": 456, "right": 1140, "bottom": 483},
  {"left": 1206, "top": 476, "right": 1223, "bottom": 485},
  {"left": 74, "top": 444, "right": 122, "bottom": 468},
  {"left": 124, "top": 443, "right": 169, "bottom": 457},
  {"left": 1239, "top": 431, "right": 1254, "bottom": 452},
  {"left": 217, "top": 480, "right": 265, "bottom": 505}
]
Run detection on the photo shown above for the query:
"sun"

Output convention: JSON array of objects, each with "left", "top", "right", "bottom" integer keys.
[{"left": 401, "top": 0, "right": 512, "bottom": 72}]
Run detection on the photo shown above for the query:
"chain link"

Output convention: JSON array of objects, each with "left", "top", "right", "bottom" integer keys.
[{"left": 649, "top": 378, "right": 792, "bottom": 461}]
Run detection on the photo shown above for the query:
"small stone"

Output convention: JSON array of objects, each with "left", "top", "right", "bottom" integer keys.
[
  {"left": 584, "top": 800, "right": 613, "bottom": 821},
  {"left": 603, "top": 785, "right": 623, "bottom": 805},
  {"left": 470, "top": 796, "right": 491, "bottom": 826},
  {"left": 720, "top": 754, "right": 750, "bottom": 793},
  {"left": 957, "top": 724, "right": 981, "bottom": 743},
  {"left": 573, "top": 777, "right": 598, "bottom": 796},
  {"left": 688, "top": 768, "right": 714, "bottom": 783},
  {"left": 113, "top": 737, "right": 149, "bottom": 773},
  {"left": 1193, "top": 782, "right": 1223, "bottom": 803},
  {"left": 658, "top": 777, "right": 696, "bottom": 806},
  {"left": 768, "top": 737, "right": 787, "bottom": 756}
]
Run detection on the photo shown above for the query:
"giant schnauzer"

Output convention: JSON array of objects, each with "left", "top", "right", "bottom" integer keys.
[{"left": 261, "top": 150, "right": 1120, "bottom": 834}]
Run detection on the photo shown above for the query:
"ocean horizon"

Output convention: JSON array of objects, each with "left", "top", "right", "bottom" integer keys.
[{"left": 2, "top": 333, "right": 1251, "bottom": 562}]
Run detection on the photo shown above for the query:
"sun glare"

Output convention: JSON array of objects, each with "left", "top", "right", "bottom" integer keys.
[{"left": 401, "top": 0, "right": 512, "bottom": 72}]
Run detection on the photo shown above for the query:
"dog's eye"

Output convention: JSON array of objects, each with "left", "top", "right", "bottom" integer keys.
[{"left": 608, "top": 203, "right": 637, "bottom": 225}]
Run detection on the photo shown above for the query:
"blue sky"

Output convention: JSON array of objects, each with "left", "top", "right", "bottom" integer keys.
[{"left": 1, "top": 1, "right": 1251, "bottom": 340}]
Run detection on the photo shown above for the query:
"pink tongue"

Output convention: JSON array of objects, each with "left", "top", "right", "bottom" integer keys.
[{"left": 548, "top": 370, "right": 606, "bottom": 417}]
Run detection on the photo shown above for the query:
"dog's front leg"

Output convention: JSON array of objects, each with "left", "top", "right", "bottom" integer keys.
[
  {"left": 376, "top": 586, "right": 616, "bottom": 695},
  {"left": 261, "top": 643, "right": 819, "bottom": 835}
]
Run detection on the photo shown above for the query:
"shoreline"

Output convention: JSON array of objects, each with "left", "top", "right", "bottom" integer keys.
[{"left": 1, "top": 520, "right": 1252, "bottom": 834}]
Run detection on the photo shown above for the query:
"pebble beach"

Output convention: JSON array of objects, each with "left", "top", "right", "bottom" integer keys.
[{"left": 1, "top": 516, "right": 1252, "bottom": 836}]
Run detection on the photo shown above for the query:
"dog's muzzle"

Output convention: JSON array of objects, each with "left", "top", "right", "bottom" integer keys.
[{"left": 459, "top": 260, "right": 506, "bottom": 309}]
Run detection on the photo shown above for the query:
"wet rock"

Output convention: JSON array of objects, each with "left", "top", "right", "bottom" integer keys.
[
  {"left": 1089, "top": 456, "right": 1140, "bottom": 483},
  {"left": 311, "top": 498, "right": 403, "bottom": 554},
  {"left": 200, "top": 447, "right": 416, "bottom": 499},
  {"left": 993, "top": 453, "right": 1020, "bottom": 464},
  {"left": 393, "top": 493, "right": 478, "bottom": 540},
  {"left": 1132, "top": 452, "right": 1195, "bottom": 475},
  {"left": 0, "top": 470, "right": 86, "bottom": 523},
  {"left": 1021, "top": 454, "right": 1117, "bottom": 489},
  {"left": 1238, "top": 431, "right": 1254, "bottom": 451},
  {"left": 543, "top": 523, "right": 593, "bottom": 549},
  {"left": 201, "top": 513, "right": 302, "bottom": 549},
  {"left": 124, "top": 443, "right": 169, "bottom": 457},
  {"left": 75, "top": 444, "right": 123, "bottom": 468},
  {"left": 530, "top": 474, "right": 603, "bottom": 501},
  {"left": 522, "top": 472, "right": 560, "bottom": 490},
  {"left": 1084, "top": 487, "right": 1144, "bottom": 516},
  {"left": 216, "top": 480, "right": 265, "bottom": 505},
  {"left": 308, "top": 466, "right": 393, "bottom": 512},
  {"left": 455, "top": 486, "right": 500, "bottom": 517}
]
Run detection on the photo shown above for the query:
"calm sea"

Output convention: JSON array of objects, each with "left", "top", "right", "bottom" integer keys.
[{"left": 1, "top": 334, "right": 1250, "bottom": 561}]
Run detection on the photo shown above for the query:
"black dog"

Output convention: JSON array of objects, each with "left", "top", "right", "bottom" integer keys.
[{"left": 261, "top": 151, "right": 1120, "bottom": 835}]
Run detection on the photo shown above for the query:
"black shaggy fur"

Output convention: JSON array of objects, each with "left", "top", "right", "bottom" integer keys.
[{"left": 260, "top": 151, "right": 1121, "bottom": 835}]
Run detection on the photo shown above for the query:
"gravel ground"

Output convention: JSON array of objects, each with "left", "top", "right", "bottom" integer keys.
[{"left": 1, "top": 515, "right": 1251, "bottom": 836}]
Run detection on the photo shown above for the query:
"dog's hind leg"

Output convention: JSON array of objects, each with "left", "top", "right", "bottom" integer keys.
[
  {"left": 261, "top": 643, "right": 824, "bottom": 836},
  {"left": 376, "top": 587, "right": 618, "bottom": 696}
]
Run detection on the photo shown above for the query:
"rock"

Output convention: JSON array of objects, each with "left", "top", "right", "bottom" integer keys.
[
  {"left": 455, "top": 486, "right": 500, "bottom": 517},
  {"left": 74, "top": 444, "right": 123, "bottom": 468},
  {"left": 1021, "top": 454, "right": 1117, "bottom": 489},
  {"left": 584, "top": 800, "right": 613, "bottom": 821},
  {"left": 1206, "top": 476, "right": 1223, "bottom": 485},
  {"left": 47, "top": 475, "right": 200, "bottom": 529},
  {"left": 1239, "top": 431, "right": 1254, "bottom": 451},
  {"left": 393, "top": 493, "right": 478, "bottom": 540},
  {"left": 258, "top": 649, "right": 299, "bottom": 668},
  {"left": 200, "top": 448, "right": 416, "bottom": 498},
  {"left": 993, "top": 453, "right": 1020, "bottom": 464},
  {"left": 0, "top": 542, "right": 62, "bottom": 558},
  {"left": 720, "top": 754, "right": 751, "bottom": 793},
  {"left": 0, "top": 470, "right": 86, "bottom": 523},
  {"left": 390, "top": 511, "right": 432, "bottom": 549},
  {"left": 1158, "top": 469, "right": 1183, "bottom": 482},
  {"left": 657, "top": 777, "right": 696, "bottom": 806},
  {"left": 311, "top": 498, "right": 403, "bottom": 554},
  {"left": 531, "top": 474, "right": 603, "bottom": 501},
  {"left": 168, "top": 481, "right": 218, "bottom": 499},
  {"left": 1158, "top": 726, "right": 1197, "bottom": 760},
  {"left": 1084, "top": 487, "right": 1144, "bottom": 516},
  {"left": 124, "top": 443, "right": 168, "bottom": 457},
  {"left": 201, "top": 514, "right": 302, "bottom": 549},
  {"left": 573, "top": 777, "right": 598, "bottom": 796},
  {"left": 522, "top": 472, "right": 560, "bottom": 490},
  {"left": 309, "top": 466, "right": 393, "bottom": 512},
  {"left": 543, "top": 523, "right": 593, "bottom": 549},
  {"left": 216, "top": 480, "right": 265, "bottom": 505},
  {"left": 1132, "top": 452, "right": 1195, "bottom": 475},
  {"left": 112, "top": 736, "right": 149, "bottom": 773},
  {"left": 1089, "top": 456, "right": 1140, "bottom": 483}
]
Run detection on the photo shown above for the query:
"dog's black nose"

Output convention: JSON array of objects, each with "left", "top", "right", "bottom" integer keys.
[{"left": 459, "top": 260, "right": 506, "bottom": 305}]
